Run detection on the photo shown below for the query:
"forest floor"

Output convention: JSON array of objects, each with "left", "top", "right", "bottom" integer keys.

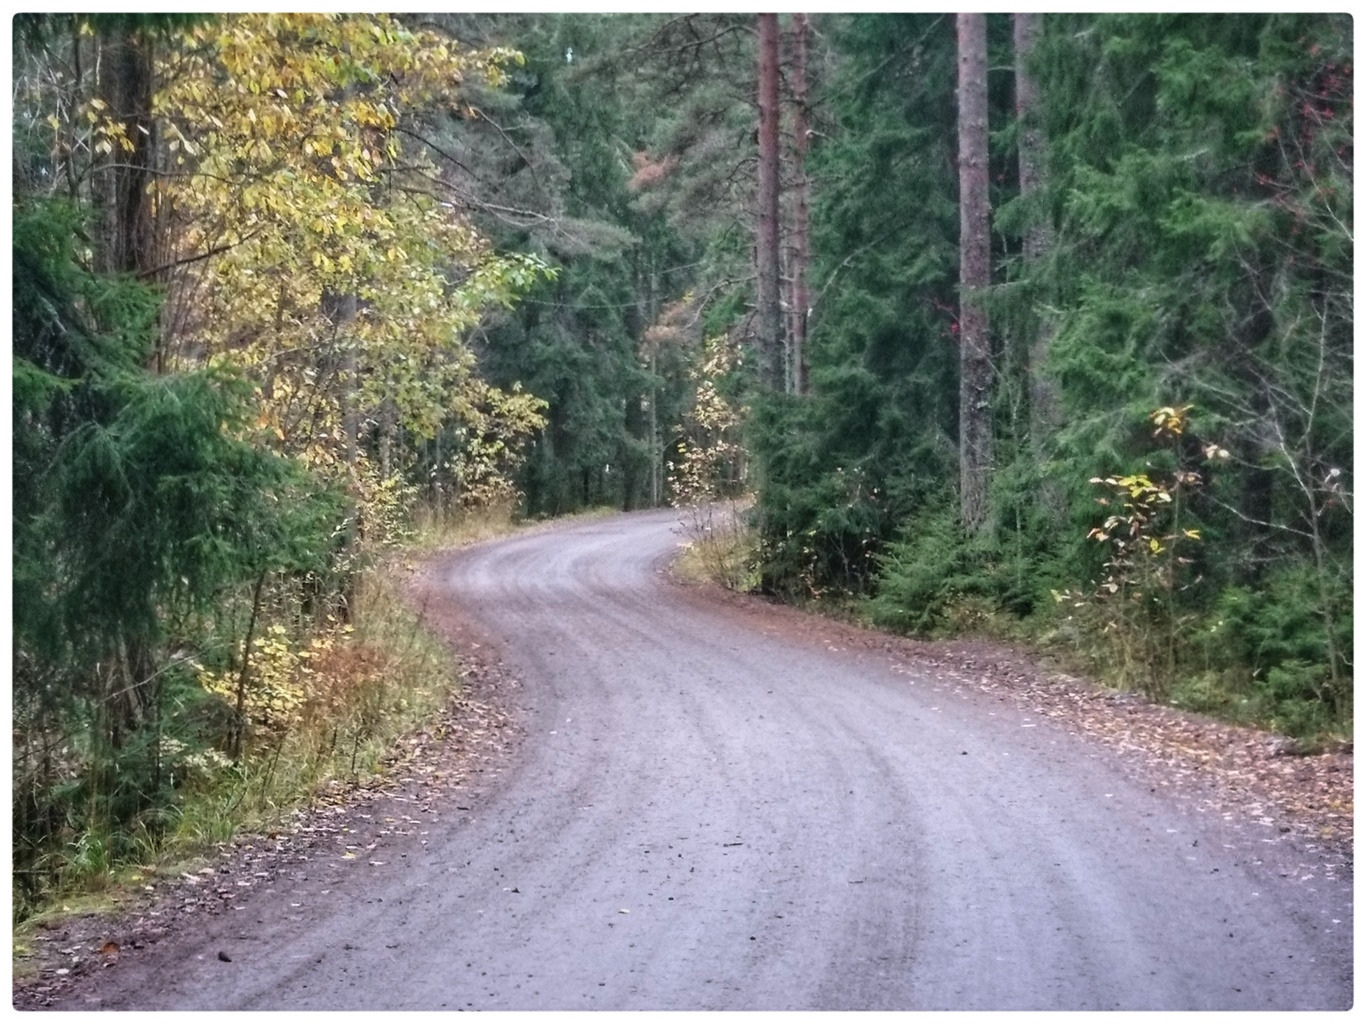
[{"left": 12, "top": 523, "right": 1352, "bottom": 1009}]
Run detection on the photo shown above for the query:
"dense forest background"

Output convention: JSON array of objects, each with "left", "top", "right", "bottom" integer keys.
[{"left": 10, "top": 13, "right": 1352, "bottom": 921}]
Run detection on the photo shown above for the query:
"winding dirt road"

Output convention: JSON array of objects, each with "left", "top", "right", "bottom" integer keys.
[{"left": 37, "top": 510, "right": 1352, "bottom": 1010}]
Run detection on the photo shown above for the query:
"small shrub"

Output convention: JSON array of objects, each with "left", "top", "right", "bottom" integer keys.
[
  {"left": 1199, "top": 565, "right": 1352, "bottom": 731},
  {"left": 865, "top": 506, "right": 977, "bottom": 636},
  {"left": 674, "top": 500, "right": 760, "bottom": 592}
]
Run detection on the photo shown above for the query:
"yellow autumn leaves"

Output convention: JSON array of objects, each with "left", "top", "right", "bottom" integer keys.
[
  {"left": 151, "top": 12, "right": 551, "bottom": 492},
  {"left": 669, "top": 335, "right": 748, "bottom": 507},
  {"left": 197, "top": 622, "right": 380, "bottom": 738}
]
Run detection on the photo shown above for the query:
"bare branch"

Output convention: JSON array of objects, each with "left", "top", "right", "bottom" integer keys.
[{"left": 136, "top": 227, "right": 261, "bottom": 279}]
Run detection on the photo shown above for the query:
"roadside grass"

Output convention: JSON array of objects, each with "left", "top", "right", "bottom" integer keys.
[
  {"left": 671, "top": 500, "right": 760, "bottom": 592},
  {"left": 10, "top": 502, "right": 535, "bottom": 967},
  {"left": 408, "top": 500, "right": 523, "bottom": 553},
  {"left": 408, "top": 501, "right": 621, "bottom": 555},
  {"left": 164, "top": 568, "right": 462, "bottom": 850}
]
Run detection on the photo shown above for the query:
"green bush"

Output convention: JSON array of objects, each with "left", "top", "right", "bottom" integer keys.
[
  {"left": 864, "top": 506, "right": 970, "bottom": 634},
  {"left": 1200, "top": 565, "right": 1352, "bottom": 728}
]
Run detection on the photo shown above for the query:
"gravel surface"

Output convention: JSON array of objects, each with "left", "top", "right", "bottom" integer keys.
[{"left": 14, "top": 509, "right": 1353, "bottom": 1010}]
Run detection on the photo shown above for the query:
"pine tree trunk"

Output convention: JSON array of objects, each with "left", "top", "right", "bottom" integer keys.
[
  {"left": 756, "top": 13, "right": 784, "bottom": 392},
  {"left": 1015, "top": 12, "right": 1060, "bottom": 515},
  {"left": 789, "top": 12, "right": 812, "bottom": 396},
  {"left": 93, "top": 26, "right": 155, "bottom": 279},
  {"left": 957, "top": 13, "right": 993, "bottom": 533}
]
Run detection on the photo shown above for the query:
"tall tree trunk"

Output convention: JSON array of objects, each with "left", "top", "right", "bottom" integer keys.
[
  {"left": 755, "top": 12, "right": 784, "bottom": 392},
  {"left": 957, "top": 13, "right": 993, "bottom": 533},
  {"left": 789, "top": 12, "right": 812, "bottom": 396},
  {"left": 1015, "top": 12, "right": 1060, "bottom": 516},
  {"left": 93, "top": 26, "right": 155, "bottom": 279},
  {"left": 649, "top": 344, "right": 661, "bottom": 507},
  {"left": 323, "top": 289, "right": 361, "bottom": 579}
]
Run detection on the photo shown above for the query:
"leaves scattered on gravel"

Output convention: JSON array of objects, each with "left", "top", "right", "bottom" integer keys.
[
  {"left": 894, "top": 639, "right": 1351, "bottom": 863},
  {"left": 12, "top": 562, "right": 526, "bottom": 1011},
  {"left": 15, "top": 551, "right": 1352, "bottom": 1008},
  {"left": 673, "top": 579, "right": 1353, "bottom": 875}
]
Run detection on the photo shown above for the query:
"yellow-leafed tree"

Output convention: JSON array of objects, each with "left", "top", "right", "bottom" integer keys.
[{"left": 152, "top": 13, "right": 549, "bottom": 524}]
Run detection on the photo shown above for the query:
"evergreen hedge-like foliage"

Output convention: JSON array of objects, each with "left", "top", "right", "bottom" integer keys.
[{"left": 747, "top": 14, "right": 1351, "bottom": 735}]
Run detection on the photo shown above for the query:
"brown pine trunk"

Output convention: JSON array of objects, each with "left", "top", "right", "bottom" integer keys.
[
  {"left": 756, "top": 12, "right": 784, "bottom": 392},
  {"left": 957, "top": 13, "right": 993, "bottom": 533},
  {"left": 94, "top": 27, "right": 155, "bottom": 278},
  {"left": 789, "top": 12, "right": 812, "bottom": 396},
  {"left": 1015, "top": 12, "right": 1060, "bottom": 515}
]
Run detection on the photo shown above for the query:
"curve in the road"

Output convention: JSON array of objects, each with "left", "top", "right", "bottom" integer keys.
[{"left": 71, "top": 509, "right": 1353, "bottom": 1010}]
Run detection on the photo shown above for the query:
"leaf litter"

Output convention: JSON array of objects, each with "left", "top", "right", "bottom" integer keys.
[
  {"left": 674, "top": 578, "right": 1353, "bottom": 875},
  {"left": 12, "top": 561, "right": 526, "bottom": 1009}
]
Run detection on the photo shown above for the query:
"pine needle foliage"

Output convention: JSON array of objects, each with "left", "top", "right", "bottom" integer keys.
[
  {"left": 750, "top": 14, "right": 1351, "bottom": 736},
  {"left": 12, "top": 199, "right": 341, "bottom": 919}
]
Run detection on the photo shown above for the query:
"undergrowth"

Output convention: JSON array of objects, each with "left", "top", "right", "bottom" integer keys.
[
  {"left": 166, "top": 569, "right": 460, "bottom": 849},
  {"left": 672, "top": 499, "right": 761, "bottom": 592},
  {"left": 861, "top": 504, "right": 1352, "bottom": 745},
  {"left": 683, "top": 496, "right": 1351, "bottom": 746},
  {"left": 409, "top": 499, "right": 523, "bottom": 553},
  {"left": 11, "top": 503, "right": 523, "bottom": 936}
]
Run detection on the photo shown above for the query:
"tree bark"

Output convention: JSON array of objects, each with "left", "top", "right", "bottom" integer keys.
[
  {"left": 94, "top": 26, "right": 155, "bottom": 279},
  {"left": 1015, "top": 12, "right": 1060, "bottom": 515},
  {"left": 788, "top": 12, "right": 812, "bottom": 396},
  {"left": 957, "top": 13, "right": 993, "bottom": 533},
  {"left": 755, "top": 13, "right": 784, "bottom": 392}
]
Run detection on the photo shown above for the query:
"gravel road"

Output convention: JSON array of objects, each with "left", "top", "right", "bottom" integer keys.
[{"left": 50, "top": 509, "right": 1353, "bottom": 1010}]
